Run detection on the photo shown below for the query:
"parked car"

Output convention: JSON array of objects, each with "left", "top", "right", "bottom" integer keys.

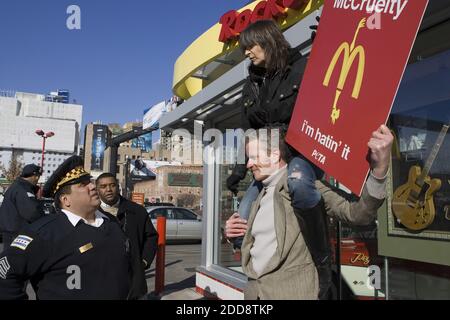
[{"left": 147, "top": 206, "right": 202, "bottom": 241}]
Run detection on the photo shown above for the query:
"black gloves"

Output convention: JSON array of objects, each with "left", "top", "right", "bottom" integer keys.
[
  {"left": 226, "top": 163, "right": 248, "bottom": 194},
  {"left": 310, "top": 16, "right": 320, "bottom": 42},
  {"left": 226, "top": 174, "right": 242, "bottom": 195}
]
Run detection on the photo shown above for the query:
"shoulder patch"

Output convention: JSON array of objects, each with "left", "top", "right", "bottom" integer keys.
[
  {"left": 0, "top": 257, "right": 10, "bottom": 279},
  {"left": 11, "top": 235, "right": 34, "bottom": 251},
  {"left": 26, "top": 192, "right": 36, "bottom": 198}
]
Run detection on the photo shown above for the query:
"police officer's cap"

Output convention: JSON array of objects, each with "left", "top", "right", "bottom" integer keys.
[
  {"left": 43, "top": 156, "right": 91, "bottom": 198},
  {"left": 21, "top": 164, "right": 43, "bottom": 178}
]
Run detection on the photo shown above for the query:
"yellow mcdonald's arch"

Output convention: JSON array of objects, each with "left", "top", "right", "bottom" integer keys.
[
  {"left": 323, "top": 43, "right": 365, "bottom": 99},
  {"left": 323, "top": 18, "right": 367, "bottom": 124}
]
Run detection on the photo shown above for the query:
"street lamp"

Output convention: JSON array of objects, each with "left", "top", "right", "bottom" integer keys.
[{"left": 35, "top": 130, "right": 55, "bottom": 172}]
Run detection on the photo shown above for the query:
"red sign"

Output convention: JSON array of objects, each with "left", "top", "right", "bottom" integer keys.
[
  {"left": 218, "top": 0, "right": 307, "bottom": 43},
  {"left": 286, "top": 0, "right": 429, "bottom": 195}
]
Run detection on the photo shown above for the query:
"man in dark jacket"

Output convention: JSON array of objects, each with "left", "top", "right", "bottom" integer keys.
[
  {"left": 96, "top": 173, "right": 158, "bottom": 300},
  {"left": 0, "top": 164, "right": 44, "bottom": 246}
]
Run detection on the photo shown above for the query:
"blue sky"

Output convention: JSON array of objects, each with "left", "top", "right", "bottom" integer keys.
[{"left": 0, "top": 0, "right": 247, "bottom": 127}]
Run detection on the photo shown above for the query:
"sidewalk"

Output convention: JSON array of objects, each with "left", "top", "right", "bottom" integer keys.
[
  {"left": 147, "top": 275, "right": 205, "bottom": 300},
  {"left": 145, "top": 243, "right": 205, "bottom": 300},
  {"left": 148, "top": 287, "right": 205, "bottom": 300},
  {"left": 146, "top": 272, "right": 206, "bottom": 300}
]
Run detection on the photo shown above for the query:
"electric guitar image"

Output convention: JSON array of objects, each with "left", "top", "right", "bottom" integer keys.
[{"left": 392, "top": 124, "right": 449, "bottom": 231}]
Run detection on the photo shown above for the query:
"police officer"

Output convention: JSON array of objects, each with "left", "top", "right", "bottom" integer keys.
[
  {"left": 0, "top": 164, "right": 44, "bottom": 247},
  {"left": 0, "top": 156, "right": 131, "bottom": 300}
]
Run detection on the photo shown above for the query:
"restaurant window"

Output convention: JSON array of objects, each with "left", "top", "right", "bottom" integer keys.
[
  {"left": 216, "top": 146, "right": 254, "bottom": 273},
  {"left": 389, "top": 49, "right": 450, "bottom": 243},
  {"left": 333, "top": 48, "right": 450, "bottom": 300},
  {"left": 388, "top": 48, "right": 450, "bottom": 299}
]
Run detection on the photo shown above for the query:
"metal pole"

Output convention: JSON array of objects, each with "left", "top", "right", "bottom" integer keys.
[
  {"left": 125, "top": 158, "right": 131, "bottom": 198},
  {"left": 336, "top": 220, "right": 342, "bottom": 300},
  {"left": 41, "top": 137, "right": 46, "bottom": 169},
  {"left": 37, "top": 137, "right": 46, "bottom": 199},
  {"left": 109, "top": 145, "right": 118, "bottom": 175},
  {"left": 384, "top": 256, "right": 389, "bottom": 300},
  {"left": 154, "top": 216, "right": 166, "bottom": 295}
]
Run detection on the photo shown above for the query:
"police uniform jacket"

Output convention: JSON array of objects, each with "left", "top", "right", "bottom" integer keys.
[
  {"left": 0, "top": 178, "right": 44, "bottom": 240},
  {"left": 0, "top": 211, "right": 131, "bottom": 300},
  {"left": 100, "top": 196, "right": 158, "bottom": 299}
]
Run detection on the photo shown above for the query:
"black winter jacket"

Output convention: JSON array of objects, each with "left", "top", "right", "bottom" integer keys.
[
  {"left": 0, "top": 212, "right": 131, "bottom": 300},
  {"left": 0, "top": 178, "right": 44, "bottom": 237},
  {"left": 232, "top": 47, "right": 307, "bottom": 180},
  {"left": 100, "top": 197, "right": 158, "bottom": 300},
  {"left": 240, "top": 47, "right": 307, "bottom": 130}
]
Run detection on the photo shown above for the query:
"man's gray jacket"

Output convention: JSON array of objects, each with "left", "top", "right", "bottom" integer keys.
[{"left": 241, "top": 170, "right": 385, "bottom": 300}]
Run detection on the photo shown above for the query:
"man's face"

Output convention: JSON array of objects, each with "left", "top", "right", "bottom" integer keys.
[
  {"left": 31, "top": 174, "right": 40, "bottom": 185},
  {"left": 246, "top": 139, "right": 280, "bottom": 181},
  {"left": 96, "top": 177, "right": 119, "bottom": 205},
  {"left": 61, "top": 180, "right": 100, "bottom": 213}
]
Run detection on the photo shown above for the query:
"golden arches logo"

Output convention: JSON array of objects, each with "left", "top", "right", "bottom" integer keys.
[{"left": 323, "top": 18, "right": 367, "bottom": 124}]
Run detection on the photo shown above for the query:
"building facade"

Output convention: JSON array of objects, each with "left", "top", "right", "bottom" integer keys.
[
  {"left": 133, "top": 165, "right": 203, "bottom": 212},
  {"left": 83, "top": 123, "right": 111, "bottom": 177},
  {"left": 83, "top": 122, "right": 174, "bottom": 190},
  {"left": 0, "top": 91, "right": 82, "bottom": 182}
]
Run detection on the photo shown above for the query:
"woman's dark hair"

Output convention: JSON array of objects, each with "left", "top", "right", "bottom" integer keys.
[{"left": 239, "top": 19, "right": 291, "bottom": 75}]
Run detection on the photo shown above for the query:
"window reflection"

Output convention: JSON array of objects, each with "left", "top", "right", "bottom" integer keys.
[
  {"left": 333, "top": 49, "right": 450, "bottom": 299},
  {"left": 389, "top": 49, "right": 450, "bottom": 239},
  {"left": 217, "top": 164, "right": 253, "bottom": 273}
]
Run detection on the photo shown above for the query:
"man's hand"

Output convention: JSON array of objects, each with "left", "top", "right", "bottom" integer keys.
[
  {"left": 225, "top": 213, "right": 248, "bottom": 239},
  {"left": 368, "top": 124, "right": 394, "bottom": 179}
]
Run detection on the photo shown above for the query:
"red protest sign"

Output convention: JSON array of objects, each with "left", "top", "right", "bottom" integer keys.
[{"left": 286, "top": 0, "right": 429, "bottom": 196}]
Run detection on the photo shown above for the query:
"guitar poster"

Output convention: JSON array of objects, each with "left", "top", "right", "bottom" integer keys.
[{"left": 286, "top": 0, "right": 429, "bottom": 196}]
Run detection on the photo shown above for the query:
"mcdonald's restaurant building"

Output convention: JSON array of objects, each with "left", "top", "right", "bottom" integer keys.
[{"left": 160, "top": 0, "right": 450, "bottom": 299}]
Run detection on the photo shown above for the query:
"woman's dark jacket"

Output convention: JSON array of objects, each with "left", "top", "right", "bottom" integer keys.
[{"left": 231, "top": 47, "right": 307, "bottom": 181}]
